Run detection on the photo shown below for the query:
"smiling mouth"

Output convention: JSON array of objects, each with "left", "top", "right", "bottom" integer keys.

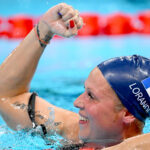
[{"left": 79, "top": 115, "right": 89, "bottom": 124}]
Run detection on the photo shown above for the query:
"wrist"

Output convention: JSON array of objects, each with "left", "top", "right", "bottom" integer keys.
[
  {"left": 35, "top": 21, "right": 54, "bottom": 48},
  {"left": 38, "top": 20, "right": 54, "bottom": 39}
]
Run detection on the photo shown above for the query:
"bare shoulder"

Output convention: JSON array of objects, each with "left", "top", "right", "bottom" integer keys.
[
  {"left": 0, "top": 92, "right": 79, "bottom": 142},
  {"left": 104, "top": 133, "right": 150, "bottom": 150}
]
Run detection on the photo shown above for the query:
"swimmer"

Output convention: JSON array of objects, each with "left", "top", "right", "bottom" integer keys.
[{"left": 0, "top": 3, "right": 150, "bottom": 150}]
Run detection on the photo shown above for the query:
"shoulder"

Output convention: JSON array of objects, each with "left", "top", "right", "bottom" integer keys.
[{"left": 104, "top": 133, "right": 150, "bottom": 150}]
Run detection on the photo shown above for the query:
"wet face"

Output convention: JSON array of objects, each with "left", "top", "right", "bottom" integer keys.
[{"left": 74, "top": 67, "right": 125, "bottom": 143}]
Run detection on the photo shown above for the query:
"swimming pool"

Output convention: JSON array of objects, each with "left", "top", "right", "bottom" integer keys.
[
  {"left": 1, "top": 0, "right": 150, "bottom": 16},
  {"left": 1, "top": 0, "right": 150, "bottom": 149}
]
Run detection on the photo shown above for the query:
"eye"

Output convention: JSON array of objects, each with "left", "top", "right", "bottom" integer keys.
[{"left": 87, "top": 91, "right": 94, "bottom": 100}]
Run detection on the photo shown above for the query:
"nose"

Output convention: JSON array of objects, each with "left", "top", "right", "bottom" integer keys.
[{"left": 74, "top": 93, "right": 85, "bottom": 109}]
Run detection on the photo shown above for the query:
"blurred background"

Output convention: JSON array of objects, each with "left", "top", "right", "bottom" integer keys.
[
  {"left": 0, "top": 0, "right": 150, "bottom": 148},
  {"left": 0, "top": 0, "right": 150, "bottom": 15}
]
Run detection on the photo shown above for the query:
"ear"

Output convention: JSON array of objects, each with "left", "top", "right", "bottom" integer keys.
[{"left": 122, "top": 109, "right": 136, "bottom": 125}]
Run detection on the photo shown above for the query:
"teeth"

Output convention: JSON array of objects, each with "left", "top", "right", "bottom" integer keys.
[{"left": 79, "top": 115, "right": 88, "bottom": 121}]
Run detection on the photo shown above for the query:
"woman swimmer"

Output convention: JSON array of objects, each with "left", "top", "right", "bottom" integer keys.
[{"left": 0, "top": 3, "right": 150, "bottom": 150}]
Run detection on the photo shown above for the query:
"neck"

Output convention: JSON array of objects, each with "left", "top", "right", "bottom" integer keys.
[{"left": 123, "top": 123, "right": 142, "bottom": 139}]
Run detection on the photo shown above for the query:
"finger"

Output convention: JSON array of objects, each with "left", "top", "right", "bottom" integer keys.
[
  {"left": 58, "top": 3, "right": 75, "bottom": 18},
  {"left": 64, "top": 19, "right": 76, "bottom": 29},
  {"left": 76, "top": 17, "right": 84, "bottom": 29},
  {"left": 65, "top": 16, "right": 83, "bottom": 30},
  {"left": 62, "top": 10, "right": 76, "bottom": 22},
  {"left": 64, "top": 30, "right": 78, "bottom": 38},
  {"left": 63, "top": 25, "right": 78, "bottom": 37},
  {"left": 75, "top": 9, "right": 80, "bottom": 17},
  {"left": 57, "top": 3, "right": 73, "bottom": 17},
  {"left": 59, "top": 7, "right": 69, "bottom": 16},
  {"left": 72, "top": 10, "right": 83, "bottom": 29},
  {"left": 64, "top": 10, "right": 79, "bottom": 28}
]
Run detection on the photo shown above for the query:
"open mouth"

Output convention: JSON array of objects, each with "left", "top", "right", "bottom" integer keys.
[{"left": 79, "top": 114, "right": 89, "bottom": 124}]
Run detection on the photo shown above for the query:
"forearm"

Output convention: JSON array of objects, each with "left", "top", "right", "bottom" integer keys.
[
  {"left": 0, "top": 21, "right": 53, "bottom": 97},
  {"left": 0, "top": 3, "right": 82, "bottom": 98},
  {"left": 0, "top": 3, "right": 82, "bottom": 142}
]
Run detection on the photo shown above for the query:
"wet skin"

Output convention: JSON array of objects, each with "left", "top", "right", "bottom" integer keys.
[{"left": 74, "top": 67, "right": 126, "bottom": 146}]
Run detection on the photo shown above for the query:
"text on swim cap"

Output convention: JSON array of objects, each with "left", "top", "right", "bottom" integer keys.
[{"left": 129, "top": 83, "right": 150, "bottom": 113}]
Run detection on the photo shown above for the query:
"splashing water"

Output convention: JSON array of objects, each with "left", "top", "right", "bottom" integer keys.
[
  {"left": 0, "top": 105, "right": 67, "bottom": 149},
  {"left": 0, "top": 123, "right": 67, "bottom": 149},
  {"left": 48, "top": 107, "right": 55, "bottom": 125}
]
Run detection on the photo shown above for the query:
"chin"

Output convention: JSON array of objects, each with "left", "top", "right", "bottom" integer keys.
[
  {"left": 79, "top": 132, "right": 91, "bottom": 143},
  {"left": 79, "top": 132, "right": 88, "bottom": 141}
]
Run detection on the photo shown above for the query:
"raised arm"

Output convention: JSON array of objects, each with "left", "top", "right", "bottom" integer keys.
[
  {"left": 0, "top": 3, "right": 82, "bottom": 98},
  {"left": 0, "top": 3, "right": 83, "bottom": 142}
]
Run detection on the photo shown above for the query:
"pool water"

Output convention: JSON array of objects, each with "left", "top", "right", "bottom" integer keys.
[
  {"left": 1, "top": 0, "right": 150, "bottom": 149},
  {"left": 1, "top": 0, "right": 150, "bottom": 16},
  {"left": 1, "top": 35, "right": 150, "bottom": 149}
]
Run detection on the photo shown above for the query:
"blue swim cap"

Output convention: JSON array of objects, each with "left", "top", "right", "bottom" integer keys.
[{"left": 97, "top": 55, "right": 150, "bottom": 122}]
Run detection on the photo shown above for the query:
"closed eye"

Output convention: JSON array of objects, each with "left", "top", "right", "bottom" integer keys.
[
  {"left": 87, "top": 91, "right": 94, "bottom": 99},
  {"left": 84, "top": 85, "right": 96, "bottom": 100}
]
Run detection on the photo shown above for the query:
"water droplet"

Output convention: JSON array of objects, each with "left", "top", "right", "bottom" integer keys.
[
  {"left": 48, "top": 107, "right": 55, "bottom": 124},
  {"left": 16, "top": 124, "right": 22, "bottom": 131}
]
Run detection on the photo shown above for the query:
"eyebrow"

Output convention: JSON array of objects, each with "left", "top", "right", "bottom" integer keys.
[
  {"left": 84, "top": 83, "right": 92, "bottom": 90},
  {"left": 84, "top": 83, "right": 92, "bottom": 91}
]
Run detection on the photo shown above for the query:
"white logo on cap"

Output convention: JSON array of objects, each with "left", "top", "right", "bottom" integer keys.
[{"left": 129, "top": 83, "right": 150, "bottom": 113}]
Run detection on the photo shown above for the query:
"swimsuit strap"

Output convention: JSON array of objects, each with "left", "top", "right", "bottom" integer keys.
[
  {"left": 28, "top": 92, "right": 37, "bottom": 127},
  {"left": 28, "top": 92, "right": 47, "bottom": 135}
]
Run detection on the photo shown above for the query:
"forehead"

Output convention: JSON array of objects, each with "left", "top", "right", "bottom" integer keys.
[
  {"left": 85, "top": 67, "right": 118, "bottom": 99},
  {"left": 85, "top": 67, "right": 109, "bottom": 89}
]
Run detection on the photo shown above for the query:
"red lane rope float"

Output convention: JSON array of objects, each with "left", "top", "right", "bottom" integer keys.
[
  {"left": 103, "top": 13, "right": 134, "bottom": 35},
  {"left": 0, "top": 12, "right": 150, "bottom": 39},
  {"left": 78, "top": 13, "right": 102, "bottom": 36},
  {"left": 137, "top": 11, "right": 150, "bottom": 34},
  {"left": 7, "top": 15, "right": 34, "bottom": 38},
  {"left": 0, "top": 17, "right": 12, "bottom": 38}
]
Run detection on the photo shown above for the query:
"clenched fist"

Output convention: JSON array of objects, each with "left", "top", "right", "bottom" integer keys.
[{"left": 40, "top": 3, "right": 83, "bottom": 38}]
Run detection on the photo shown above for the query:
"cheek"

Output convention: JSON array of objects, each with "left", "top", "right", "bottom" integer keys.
[
  {"left": 86, "top": 103, "right": 117, "bottom": 127},
  {"left": 86, "top": 104, "right": 103, "bottom": 123}
]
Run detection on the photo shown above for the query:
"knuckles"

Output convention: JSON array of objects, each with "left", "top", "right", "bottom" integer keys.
[
  {"left": 59, "top": 3, "right": 73, "bottom": 10},
  {"left": 67, "top": 11, "right": 75, "bottom": 18},
  {"left": 59, "top": 3, "right": 67, "bottom": 6}
]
